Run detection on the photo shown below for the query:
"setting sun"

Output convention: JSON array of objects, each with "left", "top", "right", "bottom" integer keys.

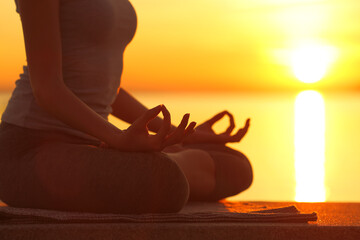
[{"left": 291, "top": 43, "right": 337, "bottom": 84}]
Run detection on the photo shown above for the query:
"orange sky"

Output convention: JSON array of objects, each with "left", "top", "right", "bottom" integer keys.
[{"left": 1, "top": 0, "right": 360, "bottom": 92}]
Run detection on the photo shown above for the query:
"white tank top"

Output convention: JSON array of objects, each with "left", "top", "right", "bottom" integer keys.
[{"left": 2, "top": 0, "right": 137, "bottom": 140}]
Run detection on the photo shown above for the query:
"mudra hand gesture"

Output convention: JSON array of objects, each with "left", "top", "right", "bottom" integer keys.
[
  {"left": 111, "top": 105, "right": 196, "bottom": 151},
  {"left": 184, "top": 111, "right": 250, "bottom": 145}
]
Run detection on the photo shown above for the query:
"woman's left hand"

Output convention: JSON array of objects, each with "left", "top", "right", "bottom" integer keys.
[{"left": 183, "top": 111, "right": 250, "bottom": 145}]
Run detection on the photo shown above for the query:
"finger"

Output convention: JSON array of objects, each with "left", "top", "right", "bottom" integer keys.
[
  {"left": 162, "top": 114, "right": 190, "bottom": 147},
  {"left": 244, "top": 118, "right": 250, "bottom": 130},
  {"left": 184, "top": 121, "right": 197, "bottom": 137},
  {"left": 230, "top": 118, "right": 250, "bottom": 142},
  {"left": 205, "top": 111, "right": 228, "bottom": 126},
  {"left": 224, "top": 112, "right": 235, "bottom": 135},
  {"left": 156, "top": 105, "right": 172, "bottom": 140},
  {"left": 137, "top": 105, "right": 163, "bottom": 126},
  {"left": 176, "top": 113, "right": 190, "bottom": 132}
]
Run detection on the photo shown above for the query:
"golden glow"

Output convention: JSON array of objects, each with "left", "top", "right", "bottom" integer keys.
[
  {"left": 294, "top": 90, "right": 326, "bottom": 202},
  {"left": 0, "top": 0, "right": 359, "bottom": 91},
  {"left": 291, "top": 43, "right": 337, "bottom": 83}
]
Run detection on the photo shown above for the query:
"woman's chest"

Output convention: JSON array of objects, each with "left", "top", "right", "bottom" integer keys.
[{"left": 60, "top": 0, "right": 137, "bottom": 44}]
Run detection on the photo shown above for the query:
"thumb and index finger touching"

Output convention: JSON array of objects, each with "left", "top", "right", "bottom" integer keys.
[
  {"left": 142, "top": 104, "right": 194, "bottom": 140},
  {"left": 137, "top": 104, "right": 163, "bottom": 126},
  {"left": 207, "top": 110, "right": 251, "bottom": 140},
  {"left": 205, "top": 111, "right": 236, "bottom": 135},
  {"left": 156, "top": 105, "right": 172, "bottom": 140},
  {"left": 138, "top": 106, "right": 251, "bottom": 145}
]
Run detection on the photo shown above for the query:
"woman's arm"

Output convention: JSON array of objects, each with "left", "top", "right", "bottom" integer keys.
[
  {"left": 18, "top": 0, "right": 122, "bottom": 146},
  {"left": 17, "top": 0, "right": 193, "bottom": 151},
  {"left": 111, "top": 88, "right": 176, "bottom": 132}
]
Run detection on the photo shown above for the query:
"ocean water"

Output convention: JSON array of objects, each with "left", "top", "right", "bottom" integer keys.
[{"left": 1, "top": 90, "right": 359, "bottom": 202}]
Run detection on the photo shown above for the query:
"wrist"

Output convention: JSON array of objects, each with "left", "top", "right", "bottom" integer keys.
[{"left": 101, "top": 125, "right": 125, "bottom": 149}]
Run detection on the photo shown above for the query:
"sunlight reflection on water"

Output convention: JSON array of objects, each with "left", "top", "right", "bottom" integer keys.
[{"left": 294, "top": 90, "right": 326, "bottom": 202}]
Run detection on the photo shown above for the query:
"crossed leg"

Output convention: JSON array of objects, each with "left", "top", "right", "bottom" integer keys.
[
  {"left": 0, "top": 142, "right": 190, "bottom": 214},
  {"left": 164, "top": 144, "right": 253, "bottom": 201}
]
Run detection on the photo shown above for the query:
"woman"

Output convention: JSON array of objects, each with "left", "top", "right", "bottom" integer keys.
[{"left": 0, "top": 0, "right": 253, "bottom": 214}]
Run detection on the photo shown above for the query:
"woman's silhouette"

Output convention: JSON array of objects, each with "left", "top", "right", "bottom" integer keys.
[{"left": 0, "top": 0, "right": 253, "bottom": 213}]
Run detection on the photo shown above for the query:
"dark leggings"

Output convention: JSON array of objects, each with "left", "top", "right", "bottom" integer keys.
[
  {"left": 0, "top": 122, "right": 252, "bottom": 214},
  {"left": 184, "top": 143, "right": 253, "bottom": 202}
]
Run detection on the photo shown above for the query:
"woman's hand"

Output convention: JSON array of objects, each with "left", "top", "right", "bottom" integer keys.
[
  {"left": 108, "top": 105, "right": 196, "bottom": 152},
  {"left": 183, "top": 111, "right": 250, "bottom": 145}
]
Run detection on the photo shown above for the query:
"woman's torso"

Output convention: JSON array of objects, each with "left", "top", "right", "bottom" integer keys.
[{"left": 2, "top": 0, "right": 137, "bottom": 140}]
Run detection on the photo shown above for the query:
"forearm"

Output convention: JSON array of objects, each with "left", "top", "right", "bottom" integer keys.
[
  {"left": 111, "top": 88, "right": 174, "bottom": 132},
  {"left": 35, "top": 82, "right": 122, "bottom": 145}
]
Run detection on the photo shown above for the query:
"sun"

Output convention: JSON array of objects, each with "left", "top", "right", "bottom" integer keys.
[{"left": 291, "top": 43, "right": 336, "bottom": 83}]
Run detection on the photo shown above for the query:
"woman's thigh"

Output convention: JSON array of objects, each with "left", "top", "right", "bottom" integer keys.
[{"left": 0, "top": 138, "right": 189, "bottom": 213}]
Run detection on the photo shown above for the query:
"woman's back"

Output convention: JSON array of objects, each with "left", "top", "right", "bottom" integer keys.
[{"left": 3, "top": 0, "right": 137, "bottom": 140}]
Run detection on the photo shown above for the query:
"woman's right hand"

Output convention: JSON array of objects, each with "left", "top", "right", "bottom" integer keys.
[
  {"left": 183, "top": 111, "right": 250, "bottom": 145},
  {"left": 109, "top": 105, "right": 196, "bottom": 152}
]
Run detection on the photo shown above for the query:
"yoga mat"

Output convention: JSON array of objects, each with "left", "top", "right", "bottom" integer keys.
[{"left": 0, "top": 205, "right": 317, "bottom": 224}]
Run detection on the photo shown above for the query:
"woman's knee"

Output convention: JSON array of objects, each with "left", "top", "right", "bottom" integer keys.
[
  {"left": 231, "top": 151, "right": 253, "bottom": 192},
  {"left": 147, "top": 153, "right": 190, "bottom": 213},
  {"left": 208, "top": 149, "right": 253, "bottom": 200}
]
